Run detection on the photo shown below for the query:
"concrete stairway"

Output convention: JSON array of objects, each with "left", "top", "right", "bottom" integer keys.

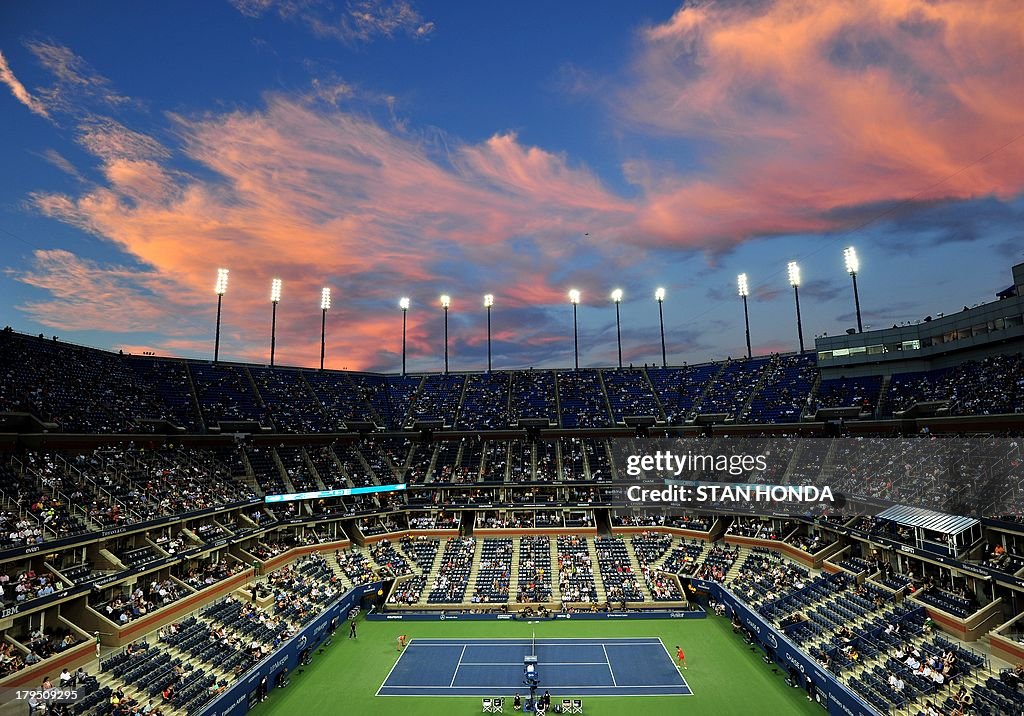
[
  {"left": 549, "top": 538, "right": 562, "bottom": 603},
  {"left": 508, "top": 537, "right": 521, "bottom": 598}
]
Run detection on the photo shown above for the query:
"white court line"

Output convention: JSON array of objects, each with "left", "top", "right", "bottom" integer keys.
[
  {"left": 459, "top": 662, "right": 612, "bottom": 666},
  {"left": 378, "top": 684, "right": 689, "bottom": 690},
  {"left": 656, "top": 639, "right": 692, "bottom": 692},
  {"left": 409, "top": 641, "right": 664, "bottom": 647},
  {"left": 601, "top": 644, "right": 618, "bottom": 687},
  {"left": 375, "top": 637, "right": 416, "bottom": 697},
  {"left": 380, "top": 638, "right": 688, "bottom": 697},
  {"left": 449, "top": 644, "right": 468, "bottom": 687},
  {"left": 410, "top": 637, "right": 662, "bottom": 642}
]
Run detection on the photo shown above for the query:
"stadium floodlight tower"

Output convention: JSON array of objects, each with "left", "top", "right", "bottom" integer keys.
[
  {"left": 844, "top": 246, "right": 863, "bottom": 333},
  {"left": 606, "top": 290, "right": 622, "bottom": 368},
  {"left": 738, "top": 273, "right": 752, "bottom": 359},
  {"left": 269, "top": 278, "right": 282, "bottom": 366},
  {"left": 319, "top": 287, "right": 331, "bottom": 371},
  {"left": 655, "top": 287, "right": 667, "bottom": 367},
  {"left": 213, "top": 268, "right": 228, "bottom": 364},
  {"left": 484, "top": 294, "right": 494, "bottom": 372},
  {"left": 440, "top": 294, "right": 451, "bottom": 374},
  {"left": 569, "top": 289, "right": 581, "bottom": 370},
  {"left": 399, "top": 297, "right": 410, "bottom": 376},
  {"left": 788, "top": 261, "right": 804, "bottom": 353}
]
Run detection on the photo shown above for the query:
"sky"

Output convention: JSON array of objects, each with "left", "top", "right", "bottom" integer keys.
[{"left": 1, "top": 0, "right": 1023, "bottom": 373}]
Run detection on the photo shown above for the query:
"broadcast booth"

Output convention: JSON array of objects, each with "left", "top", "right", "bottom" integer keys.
[{"left": 873, "top": 505, "right": 982, "bottom": 559}]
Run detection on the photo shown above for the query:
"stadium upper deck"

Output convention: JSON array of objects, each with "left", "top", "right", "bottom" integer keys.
[{"left": 1, "top": 329, "right": 1021, "bottom": 434}]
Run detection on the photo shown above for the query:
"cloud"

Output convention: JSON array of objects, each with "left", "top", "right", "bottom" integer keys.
[
  {"left": 309, "top": 77, "right": 355, "bottom": 106},
  {"left": 16, "top": 93, "right": 638, "bottom": 370},
  {"left": 10, "top": 250, "right": 191, "bottom": 332},
  {"left": 339, "top": 0, "right": 435, "bottom": 42},
  {"left": 76, "top": 117, "right": 170, "bottom": 162},
  {"left": 620, "top": 0, "right": 1024, "bottom": 248},
  {"left": 229, "top": 0, "right": 435, "bottom": 44},
  {"left": 26, "top": 40, "right": 131, "bottom": 113},
  {"left": 0, "top": 50, "right": 50, "bottom": 118},
  {"left": 9, "top": 6, "right": 1024, "bottom": 370},
  {"left": 36, "top": 149, "right": 84, "bottom": 181}
]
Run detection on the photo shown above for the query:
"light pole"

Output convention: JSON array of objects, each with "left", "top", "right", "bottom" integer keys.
[
  {"left": 484, "top": 294, "right": 494, "bottom": 372},
  {"left": 611, "top": 288, "right": 623, "bottom": 368},
  {"left": 269, "top": 278, "right": 282, "bottom": 366},
  {"left": 440, "top": 294, "right": 451, "bottom": 374},
  {"left": 319, "top": 287, "right": 331, "bottom": 370},
  {"left": 788, "top": 261, "right": 804, "bottom": 353},
  {"left": 213, "top": 268, "right": 228, "bottom": 364},
  {"left": 400, "top": 297, "right": 410, "bottom": 376},
  {"left": 738, "top": 273, "right": 752, "bottom": 359},
  {"left": 845, "top": 246, "right": 863, "bottom": 333},
  {"left": 569, "top": 289, "right": 581, "bottom": 370},
  {"left": 655, "top": 287, "right": 667, "bottom": 368}
]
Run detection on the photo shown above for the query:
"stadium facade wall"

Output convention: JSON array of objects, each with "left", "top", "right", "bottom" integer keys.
[{"left": 990, "top": 632, "right": 1024, "bottom": 664}]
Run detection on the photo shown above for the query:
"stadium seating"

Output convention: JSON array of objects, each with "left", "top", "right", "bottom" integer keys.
[
  {"left": 556, "top": 536, "right": 597, "bottom": 603},
  {"left": 427, "top": 538, "right": 476, "bottom": 603},
  {"left": 516, "top": 536, "right": 552, "bottom": 603},
  {"left": 471, "top": 538, "right": 512, "bottom": 603},
  {"left": 602, "top": 368, "right": 661, "bottom": 422},
  {"left": 3, "top": 329, "right": 1024, "bottom": 716},
  {"left": 457, "top": 372, "right": 512, "bottom": 429},
  {"left": 557, "top": 370, "right": 612, "bottom": 428},
  {"left": 509, "top": 370, "right": 558, "bottom": 424},
  {"left": 594, "top": 536, "right": 643, "bottom": 602}
]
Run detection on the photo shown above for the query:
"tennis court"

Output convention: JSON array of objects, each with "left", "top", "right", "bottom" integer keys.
[{"left": 377, "top": 637, "right": 692, "bottom": 697}]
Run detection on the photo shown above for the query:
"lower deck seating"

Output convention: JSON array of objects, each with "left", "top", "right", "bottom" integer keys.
[
  {"left": 557, "top": 536, "right": 596, "bottom": 603},
  {"left": 516, "top": 536, "right": 552, "bottom": 603},
  {"left": 427, "top": 538, "right": 476, "bottom": 603}
]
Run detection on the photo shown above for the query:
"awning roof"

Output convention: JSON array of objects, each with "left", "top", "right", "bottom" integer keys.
[{"left": 875, "top": 504, "right": 979, "bottom": 535}]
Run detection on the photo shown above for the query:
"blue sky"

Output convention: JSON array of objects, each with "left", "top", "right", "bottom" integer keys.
[{"left": 1, "top": 0, "right": 1023, "bottom": 372}]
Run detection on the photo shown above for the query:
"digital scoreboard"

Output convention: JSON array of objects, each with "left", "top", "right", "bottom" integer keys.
[{"left": 263, "top": 483, "right": 407, "bottom": 503}]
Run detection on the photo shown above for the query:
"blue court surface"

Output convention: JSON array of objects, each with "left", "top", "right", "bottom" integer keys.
[{"left": 377, "top": 637, "right": 693, "bottom": 697}]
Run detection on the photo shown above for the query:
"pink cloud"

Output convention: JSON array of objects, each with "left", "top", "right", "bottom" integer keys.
[
  {"left": 10, "top": 249, "right": 190, "bottom": 332},
  {"left": 17, "top": 93, "right": 633, "bottom": 369},
  {"left": 0, "top": 50, "right": 49, "bottom": 118},
  {"left": 37, "top": 149, "right": 84, "bottom": 180},
  {"left": 10, "top": 4, "right": 1024, "bottom": 370},
  {"left": 622, "top": 0, "right": 1024, "bottom": 246},
  {"left": 26, "top": 40, "right": 131, "bottom": 113}
]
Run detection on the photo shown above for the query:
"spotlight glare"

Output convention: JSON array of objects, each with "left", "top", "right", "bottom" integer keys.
[
  {"left": 844, "top": 246, "right": 860, "bottom": 275},
  {"left": 215, "top": 268, "right": 229, "bottom": 295}
]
